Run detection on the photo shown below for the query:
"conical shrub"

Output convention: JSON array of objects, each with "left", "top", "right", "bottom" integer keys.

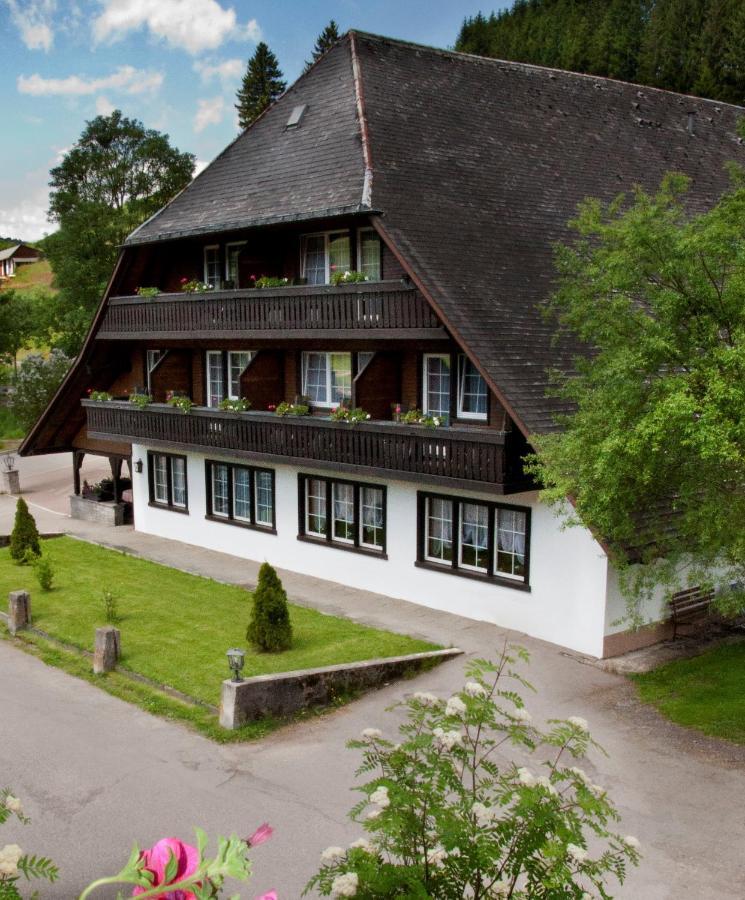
[
  {"left": 9, "top": 497, "right": 41, "bottom": 563},
  {"left": 247, "top": 562, "right": 292, "bottom": 652}
]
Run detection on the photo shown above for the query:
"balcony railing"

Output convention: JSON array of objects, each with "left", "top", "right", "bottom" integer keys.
[
  {"left": 97, "top": 281, "right": 446, "bottom": 341},
  {"left": 84, "top": 401, "right": 508, "bottom": 492}
]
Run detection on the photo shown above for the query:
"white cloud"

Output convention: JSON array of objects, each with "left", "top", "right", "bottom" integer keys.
[
  {"left": 95, "top": 95, "right": 115, "bottom": 115},
  {"left": 193, "top": 58, "right": 243, "bottom": 85},
  {"left": 194, "top": 158, "right": 210, "bottom": 177},
  {"left": 91, "top": 0, "right": 261, "bottom": 55},
  {"left": 5, "top": 0, "right": 56, "bottom": 52},
  {"left": 18, "top": 66, "right": 164, "bottom": 97},
  {"left": 0, "top": 187, "right": 52, "bottom": 242},
  {"left": 193, "top": 96, "right": 225, "bottom": 133}
]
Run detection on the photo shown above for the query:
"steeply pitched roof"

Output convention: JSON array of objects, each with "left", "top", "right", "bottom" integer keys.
[
  {"left": 127, "top": 38, "right": 368, "bottom": 245},
  {"left": 0, "top": 245, "right": 20, "bottom": 261},
  {"left": 23, "top": 32, "right": 745, "bottom": 458}
]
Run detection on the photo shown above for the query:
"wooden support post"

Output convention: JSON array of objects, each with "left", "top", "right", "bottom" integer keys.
[
  {"left": 73, "top": 450, "right": 85, "bottom": 496},
  {"left": 109, "top": 457, "right": 123, "bottom": 503}
]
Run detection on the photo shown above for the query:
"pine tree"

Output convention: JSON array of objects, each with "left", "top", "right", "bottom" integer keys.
[
  {"left": 9, "top": 498, "right": 41, "bottom": 563},
  {"left": 247, "top": 562, "right": 293, "bottom": 652},
  {"left": 235, "top": 43, "right": 287, "bottom": 130},
  {"left": 305, "top": 20, "right": 341, "bottom": 71}
]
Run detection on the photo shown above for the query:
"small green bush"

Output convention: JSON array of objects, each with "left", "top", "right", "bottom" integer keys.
[
  {"left": 102, "top": 588, "right": 119, "bottom": 624},
  {"left": 33, "top": 554, "right": 54, "bottom": 591},
  {"left": 9, "top": 498, "right": 41, "bottom": 563},
  {"left": 247, "top": 562, "right": 292, "bottom": 652}
]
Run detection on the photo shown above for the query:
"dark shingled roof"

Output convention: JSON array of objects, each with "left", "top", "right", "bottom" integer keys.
[{"left": 29, "top": 32, "right": 744, "bottom": 455}]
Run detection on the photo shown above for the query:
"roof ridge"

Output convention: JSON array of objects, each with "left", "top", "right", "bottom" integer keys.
[
  {"left": 346, "top": 29, "right": 745, "bottom": 112},
  {"left": 349, "top": 31, "right": 373, "bottom": 209}
]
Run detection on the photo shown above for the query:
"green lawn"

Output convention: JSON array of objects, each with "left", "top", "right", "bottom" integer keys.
[
  {"left": 0, "top": 537, "right": 438, "bottom": 707},
  {"left": 632, "top": 641, "right": 745, "bottom": 743}
]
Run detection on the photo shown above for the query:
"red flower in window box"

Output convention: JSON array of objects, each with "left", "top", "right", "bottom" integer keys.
[{"left": 267, "top": 403, "right": 276, "bottom": 411}]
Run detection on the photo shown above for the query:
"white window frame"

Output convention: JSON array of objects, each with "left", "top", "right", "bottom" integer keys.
[
  {"left": 458, "top": 501, "right": 490, "bottom": 573},
  {"left": 232, "top": 467, "right": 252, "bottom": 522},
  {"left": 206, "top": 350, "right": 225, "bottom": 407},
  {"left": 359, "top": 486, "right": 385, "bottom": 551},
  {"left": 356, "top": 227, "right": 382, "bottom": 281},
  {"left": 211, "top": 464, "right": 230, "bottom": 518},
  {"left": 206, "top": 350, "right": 254, "bottom": 406},
  {"left": 300, "top": 230, "right": 351, "bottom": 284},
  {"left": 457, "top": 355, "right": 488, "bottom": 421},
  {"left": 305, "top": 478, "right": 327, "bottom": 538},
  {"left": 301, "top": 351, "right": 352, "bottom": 408},
  {"left": 224, "top": 241, "right": 246, "bottom": 287},
  {"left": 495, "top": 507, "right": 528, "bottom": 582},
  {"left": 228, "top": 350, "right": 253, "bottom": 399},
  {"left": 203, "top": 244, "right": 220, "bottom": 289},
  {"left": 422, "top": 353, "right": 451, "bottom": 422},
  {"left": 424, "top": 496, "right": 454, "bottom": 565}
]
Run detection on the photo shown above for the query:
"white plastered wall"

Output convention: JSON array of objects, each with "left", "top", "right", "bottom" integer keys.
[{"left": 131, "top": 444, "right": 611, "bottom": 657}]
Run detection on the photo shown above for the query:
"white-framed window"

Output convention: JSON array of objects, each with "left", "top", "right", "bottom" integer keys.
[
  {"left": 148, "top": 452, "right": 188, "bottom": 511},
  {"left": 301, "top": 231, "right": 351, "bottom": 284},
  {"left": 423, "top": 354, "right": 451, "bottom": 423},
  {"left": 300, "top": 475, "right": 386, "bottom": 554},
  {"left": 206, "top": 350, "right": 254, "bottom": 407},
  {"left": 457, "top": 355, "right": 488, "bottom": 420},
  {"left": 425, "top": 496, "right": 453, "bottom": 563},
  {"left": 305, "top": 478, "right": 327, "bottom": 537},
  {"left": 205, "top": 461, "right": 275, "bottom": 530},
  {"left": 203, "top": 245, "right": 220, "bottom": 289},
  {"left": 357, "top": 228, "right": 381, "bottom": 281},
  {"left": 301, "top": 352, "right": 352, "bottom": 407},
  {"left": 419, "top": 493, "right": 529, "bottom": 586},
  {"left": 225, "top": 242, "right": 245, "bottom": 287},
  {"left": 360, "top": 486, "right": 385, "bottom": 550},
  {"left": 146, "top": 349, "right": 164, "bottom": 394}
]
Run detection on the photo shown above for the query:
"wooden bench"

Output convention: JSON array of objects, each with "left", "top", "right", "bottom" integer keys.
[{"left": 669, "top": 587, "right": 715, "bottom": 639}]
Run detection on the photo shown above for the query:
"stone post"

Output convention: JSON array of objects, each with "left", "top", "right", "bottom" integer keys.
[
  {"left": 219, "top": 679, "right": 239, "bottom": 730},
  {"left": 93, "top": 626, "right": 121, "bottom": 674},
  {"left": 7, "top": 590, "right": 31, "bottom": 635},
  {"left": 1, "top": 470, "right": 20, "bottom": 495}
]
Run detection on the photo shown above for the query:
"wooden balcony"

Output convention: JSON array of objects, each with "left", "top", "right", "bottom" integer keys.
[
  {"left": 97, "top": 281, "right": 446, "bottom": 342},
  {"left": 83, "top": 401, "right": 512, "bottom": 493}
]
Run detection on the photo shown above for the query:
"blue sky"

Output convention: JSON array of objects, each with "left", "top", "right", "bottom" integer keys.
[{"left": 0, "top": 0, "right": 506, "bottom": 240}]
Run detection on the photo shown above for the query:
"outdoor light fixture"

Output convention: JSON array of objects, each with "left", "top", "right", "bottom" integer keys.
[
  {"left": 134, "top": 459, "right": 143, "bottom": 473},
  {"left": 227, "top": 647, "right": 245, "bottom": 682}
]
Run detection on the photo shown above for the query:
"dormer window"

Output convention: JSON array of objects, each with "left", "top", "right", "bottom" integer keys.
[{"left": 301, "top": 231, "right": 351, "bottom": 285}]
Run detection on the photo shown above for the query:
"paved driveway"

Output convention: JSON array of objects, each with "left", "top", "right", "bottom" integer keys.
[{"left": 1, "top": 454, "right": 744, "bottom": 898}]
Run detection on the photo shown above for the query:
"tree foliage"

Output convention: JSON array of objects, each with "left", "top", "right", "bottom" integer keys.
[
  {"left": 45, "top": 111, "right": 194, "bottom": 354},
  {"left": 305, "top": 20, "right": 341, "bottom": 71},
  {"left": 247, "top": 562, "right": 292, "bottom": 652},
  {"left": 456, "top": 0, "right": 745, "bottom": 104},
  {"left": 235, "top": 42, "right": 287, "bottom": 130},
  {"left": 12, "top": 350, "right": 71, "bottom": 432},
  {"left": 0, "top": 289, "right": 42, "bottom": 374},
  {"left": 10, "top": 497, "right": 41, "bottom": 563},
  {"left": 530, "top": 170, "right": 745, "bottom": 616}
]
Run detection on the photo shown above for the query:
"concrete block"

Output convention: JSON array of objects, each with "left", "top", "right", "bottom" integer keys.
[
  {"left": 220, "top": 647, "right": 462, "bottom": 729},
  {"left": 70, "top": 495, "right": 127, "bottom": 527},
  {"left": 93, "top": 626, "right": 121, "bottom": 674},
  {"left": 1, "top": 470, "right": 20, "bottom": 495},
  {"left": 8, "top": 590, "right": 31, "bottom": 635}
]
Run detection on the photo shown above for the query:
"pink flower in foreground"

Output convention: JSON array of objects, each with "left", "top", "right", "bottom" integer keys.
[
  {"left": 246, "top": 823, "right": 274, "bottom": 847},
  {"left": 132, "top": 838, "right": 200, "bottom": 900},
  {"left": 255, "top": 892, "right": 277, "bottom": 900}
]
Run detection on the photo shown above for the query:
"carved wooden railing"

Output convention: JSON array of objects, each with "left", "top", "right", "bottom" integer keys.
[
  {"left": 84, "top": 401, "right": 507, "bottom": 491},
  {"left": 98, "top": 281, "right": 444, "bottom": 339}
]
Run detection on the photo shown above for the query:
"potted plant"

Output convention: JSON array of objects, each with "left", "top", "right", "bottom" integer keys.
[{"left": 1, "top": 453, "right": 20, "bottom": 495}]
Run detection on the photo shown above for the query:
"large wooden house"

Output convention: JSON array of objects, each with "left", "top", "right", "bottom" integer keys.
[{"left": 21, "top": 33, "right": 744, "bottom": 657}]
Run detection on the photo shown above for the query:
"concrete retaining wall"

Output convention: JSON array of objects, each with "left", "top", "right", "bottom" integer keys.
[
  {"left": 70, "top": 495, "right": 129, "bottom": 526},
  {"left": 220, "top": 647, "right": 462, "bottom": 729}
]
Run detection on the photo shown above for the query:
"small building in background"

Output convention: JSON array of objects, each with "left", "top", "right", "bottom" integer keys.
[{"left": 0, "top": 243, "right": 44, "bottom": 279}]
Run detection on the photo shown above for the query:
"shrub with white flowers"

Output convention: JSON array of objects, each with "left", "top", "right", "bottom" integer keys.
[
  {"left": 0, "top": 788, "right": 58, "bottom": 897},
  {"left": 305, "top": 646, "right": 641, "bottom": 899}
]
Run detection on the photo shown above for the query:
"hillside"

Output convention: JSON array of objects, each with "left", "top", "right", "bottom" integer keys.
[
  {"left": 456, "top": 0, "right": 745, "bottom": 105},
  {"left": 2, "top": 259, "right": 56, "bottom": 292}
]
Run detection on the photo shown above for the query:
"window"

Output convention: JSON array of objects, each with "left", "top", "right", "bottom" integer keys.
[
  {"left": 457, "top": 355, "right": 488, "bottom": 420},
  {"left": 299, "top": 475, "right": 386, "bottom": 554},
  {"left": 204, "top": 245, "right": 220, "bottom": 289},
  {"left": 205, "top": 461, "right": 275, "bottom": 530},
  {"left": 225, "top": 242, "right": 245, "bottom": 287},
  {"left": 423, "top": 354, "right": 451, "bottom": 423},
  {"left": 301, "top": 231, "right": 351, "bottom": 284},
  {"left": 205, "top": 350, "right": 254, "bottom": 407},
  {"left": 357, "top": 228, "right": 381, "bottom": 280},
  {"left": 418, "top": 493, "right": 530, "bottom": 587},
  {"left": 148, "top": 453, "right": 188, "bottom": 512},
  {"left": 301, "top": 352, "right": 352, "bottom": 407},
  {"left": 145, "top": 350, "right": 164, "bottom": 394}
]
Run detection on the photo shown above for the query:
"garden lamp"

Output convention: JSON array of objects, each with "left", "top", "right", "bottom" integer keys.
[{"left": 227, "top": 647, "right": 245, "bottom": 682}]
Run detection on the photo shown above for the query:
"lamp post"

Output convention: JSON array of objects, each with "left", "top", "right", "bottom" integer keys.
[{"left": 227, "top": 647, "right": 245, "bottom": 682}]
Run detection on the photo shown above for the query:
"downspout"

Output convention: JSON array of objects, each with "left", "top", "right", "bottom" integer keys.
[{"left": 350, "top": 32, "right": 373, "bottom": 209}]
